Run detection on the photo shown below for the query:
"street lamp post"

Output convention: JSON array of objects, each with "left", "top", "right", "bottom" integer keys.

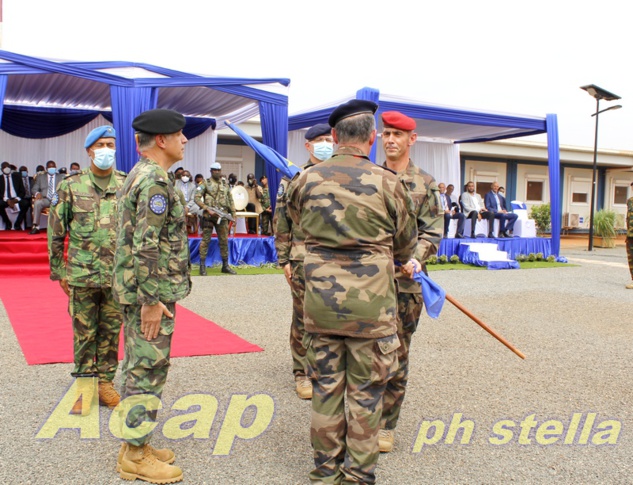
[{"left": 580, "top": 84, "right": 622, "bottom": 251}]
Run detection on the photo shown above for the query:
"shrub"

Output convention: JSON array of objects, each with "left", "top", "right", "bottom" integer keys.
[
  {"left": 515, "top": 253, "right": 527, "bottom": 262},
  {"left": 438, "top": 255, "right": 448, "bottom": 264},
  {"left": 427, "top": 255, "right": 438, "bottom": 265},
  {"left": 450, "top": 255, "right": 460, "bottom": 264},
  {"left": 530, "top": 203, "right": 551, "bottom": 235},
  {"left": 536, "top": 252, "right": 544, "bottom": 261},
  {"left": 546, "top": 255, "right": 556, "bottom": 263},
  {"left": 528, "top": 253, "right": 536, "bottom": 262}
]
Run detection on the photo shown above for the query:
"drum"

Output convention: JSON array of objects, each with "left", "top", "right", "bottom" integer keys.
[{"left": 231, "top": 185, "right": 249, "bottom": 211}]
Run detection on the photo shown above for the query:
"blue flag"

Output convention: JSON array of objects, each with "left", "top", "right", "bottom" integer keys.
[
  {"left": 413, "top": 271, "right": 446, "bottom": 319},
  {"left": 225, "top": 121, "right": 301, "bottom": 179}
]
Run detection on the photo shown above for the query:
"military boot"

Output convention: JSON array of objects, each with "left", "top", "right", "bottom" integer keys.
[
  {"left": 119, "top": 443, "right": 183, "bottom": 483},
  {"left": 295, "top": 377, "right": 313, "bottom": 400},
  {"left": 69, "top": 376, "right": 97, "bottom": 416},
  {"left": 116, "top": 442, "right": 175, "bottom": 472},
  {"left": 626, "top": 282, "right": 633, "bottom": 289},
  {"left": 378, "top": 429, "right": 395, "bottom": 453},
  {"left": 221, "top": 260, "right": 236, "bottom": 274},
  {"left": 199, "top": 262, "right": 207, "bottom": 276},
  {"left": 98, "top": 381, "right": 121, "bottom": 408}
]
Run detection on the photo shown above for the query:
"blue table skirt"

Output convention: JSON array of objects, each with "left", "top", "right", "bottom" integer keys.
[
  {"left": 439, "top": 237, "right": 552, "bottom": 260},
  {"left": 189, "top": 236, "right": 278, "bottom": 266}
]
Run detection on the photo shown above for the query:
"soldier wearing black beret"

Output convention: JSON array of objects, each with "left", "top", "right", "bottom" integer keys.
[{"left": 112, "top": 108, "right": 189, "bottom": 483}]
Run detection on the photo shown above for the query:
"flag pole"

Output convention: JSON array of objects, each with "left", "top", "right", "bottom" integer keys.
[{"left": 445, "top": 293, "right": 525, "bottom": 360}]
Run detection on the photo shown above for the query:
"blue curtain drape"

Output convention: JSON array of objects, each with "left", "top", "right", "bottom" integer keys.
[
  {"left": 1, "top": 106, "right": 100, "bottom": 138},
  {"left": 110, "top": 86, "right": 158, "bottom": 173},
  {"left": 259, "top": 101, "right": 288, "bottom": 215},
  {"left": 0, "top": 75, "right": 7, "bottom": 130},
  {"left": 546, "top": 114, "right": 561, "bottom": 256}
]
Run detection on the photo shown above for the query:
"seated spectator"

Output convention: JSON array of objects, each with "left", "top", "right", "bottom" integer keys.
[
  {"left": 461, "top": 181, "right": 495, "bottom": 238},
  {"left": 484, "top": 182, "right": 518, "bottom": 238},
  {"left": 30, "top": 160, "right": 64, "bottom": 234},
  {"left": 17, "top": 165, "right": 33, "bottom": 229},
  {"left": 438, "top": 182, "right": 465, "bottom": 238},
  {"left": 69, "top": 162, "right": 81, "bottom": 175},
  {"left": 446, "top": 183, "right": 459, "bottom": 206},
  {"left": 194, "top": 173, "right": 205, "bottom": 186},
  {"left": 174, "top": 166, "right": 184, "bottom": 180},
  {"left": 1, "top": 161, "right": 27, "bottom": 230}
]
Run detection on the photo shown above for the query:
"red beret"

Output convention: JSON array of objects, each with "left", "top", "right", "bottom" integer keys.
[{"left": 381, "top": 111, "right": 416, "bottom": 131}]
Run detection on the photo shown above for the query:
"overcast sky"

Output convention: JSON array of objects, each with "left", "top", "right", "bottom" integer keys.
[{"left": 2, "top": 0, "right": 631, "bottom": 150}]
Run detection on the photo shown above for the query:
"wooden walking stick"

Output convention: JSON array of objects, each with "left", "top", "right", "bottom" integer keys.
[{"left": 445, "top": 293, "right": 525, "bottom": 360}]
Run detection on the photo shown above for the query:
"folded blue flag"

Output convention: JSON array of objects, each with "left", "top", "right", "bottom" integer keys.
[
  {"left": 226, "top": 121, "right": 301, "bottom": 179},
  {"left": 413, "top": 271, "right": 446, "bottom": 319}
]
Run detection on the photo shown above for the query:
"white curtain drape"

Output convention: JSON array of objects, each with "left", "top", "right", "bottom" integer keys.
[{"left": 0, "top": 115, "right": 219, "bottom": 177}]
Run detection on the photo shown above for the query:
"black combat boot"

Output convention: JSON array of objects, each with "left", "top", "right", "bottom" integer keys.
[
  {"left": 221, "top": 260, "right": 236, "bottom": 275},
  {"left": 199, "top": 262, "right": 207, "bottom": 276}
]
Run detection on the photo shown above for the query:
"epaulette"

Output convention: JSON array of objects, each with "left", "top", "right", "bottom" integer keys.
[{"left": 115, "top": 169, "right": 128, "bottom": 178}]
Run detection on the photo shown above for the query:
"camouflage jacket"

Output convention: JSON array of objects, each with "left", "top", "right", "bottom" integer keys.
[
  {"left": 383, "top": 160, "right": 442, "bottom": 293},
  {"left": 273, "top": 162, "right": 313, "bottom": 266},
  {"left": 626, "top": 197, "right": 633, "bottom": 237},
  {"left": 194, "top": 177, "right": 236, "bottom": 219},
  {"left": 287, "top": 147, "right": 418, "bottom": 338},
  {"left": 261, "top": 187, "right": 271, "bottom": 210},
  {"left": 112, "top": 157, "right": 191, "bottom": 306},
  {"left": 48, "top": 168, "right": 126, "bottom": 287}
]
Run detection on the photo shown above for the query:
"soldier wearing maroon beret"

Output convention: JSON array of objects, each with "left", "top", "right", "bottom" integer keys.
[{"left": 379, "top": 110, "right": 443, "bottom": 453}]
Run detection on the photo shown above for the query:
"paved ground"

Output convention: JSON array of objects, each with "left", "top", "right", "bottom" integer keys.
[{"left": 0, "top": 238, "right": 631, "bottom": 484}]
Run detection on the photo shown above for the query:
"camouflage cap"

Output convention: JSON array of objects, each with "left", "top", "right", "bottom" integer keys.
[{"left": 132, "top": 109, "right": 186, "bottom": 135}]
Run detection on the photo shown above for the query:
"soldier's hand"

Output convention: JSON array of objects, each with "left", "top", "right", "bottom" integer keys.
[
  {"left": 283, "top": 263, "right": 292, "bottom": 287},
  {"left": 59, "top": 279, "right": 70, "bottom": 296},
  {"left": 401, "top": 259, "right": 422, "bottom": 278},
  {"left": 140, "top": 302, "right": 173, "bottom": 341}
]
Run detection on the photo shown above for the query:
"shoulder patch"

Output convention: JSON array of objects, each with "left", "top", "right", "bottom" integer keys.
[
  {"left": 277, "top": 184, "right": 285, "bottom": 198},
  {"left": 149, "top": 194, "right": 167, "bottom": 215},
  {"left": 51, "top": 192, "right": 59, "bottom": 206}
]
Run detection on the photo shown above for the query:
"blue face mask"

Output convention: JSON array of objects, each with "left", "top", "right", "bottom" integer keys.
[
  {"left": 312, "top": 141, "right": 334, "bottom": 161},
  {"left": 47, "top": 167, "right": 57, "bottom": 175},
  {"left": 92, "top": 147, "right": 116, "bottom": 170},
  {"left": 21, "top": 171, "right": 28, "bottom": 177}
]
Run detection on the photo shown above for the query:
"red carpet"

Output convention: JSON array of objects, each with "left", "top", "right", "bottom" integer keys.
[
  {"left": 0, "top": 277, "right": 262, "bottom": 365},
  {"left": 0, "top": 230, "right": 51, "bottom": 276}
]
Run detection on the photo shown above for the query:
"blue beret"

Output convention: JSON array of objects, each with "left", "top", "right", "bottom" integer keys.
[
  {"left": 132, "top": 109, "right": 186, "bottom": 135},
  {"left": 328, "top": 99, "right": 378, "bottom": 128},
  {"left": 305, "top": 123, "right": 332, "bottom": 141},
  {"left": 85, "top": 126, "right": 116, "bottom": 148}
]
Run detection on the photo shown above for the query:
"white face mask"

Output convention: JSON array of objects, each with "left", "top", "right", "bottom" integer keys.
[
  {"left": 181, "top": 176, "right": 190, "bottom": 183},
  {"left": 312, "top": 141, "right": 334, "bottom": 161},
  {"left": 92, "top": 147, "right": 116, "bottom": 170},
  {"left": 2, "top": 167, "right": 11, "bottom": 175}
]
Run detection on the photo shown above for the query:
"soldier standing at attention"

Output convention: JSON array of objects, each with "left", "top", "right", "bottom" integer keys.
[
  {"left": 194, "top": 162, "right": 236, "bottom": 275},
  {"left": 112, "top": 109, "right": 190, "bottom": 483},
  {"left": 379, "top": 111, "right": 443, "bottom": 453},
  {"left": 48, "top": 126, "right": 126, "bottom": 415},
  {"left": 287, "top": 100, "right": 419, "bottom": 484},
  {"left": 626, "top": 181, "right": 633, "bottom": 289},
  {"left": 259, "top": 175, "right": 272, "bottom": 235},
  {"left": 274, "top": 123, "right": 333, "bottom": 400}
]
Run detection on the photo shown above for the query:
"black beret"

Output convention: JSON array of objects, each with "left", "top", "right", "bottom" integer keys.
[
  {"left": 304, "top": 123, "right": 332, "bottom": 141},
  {"left": 132, "top": 109, "right": 186, "bottom": 135},
  {"left": 328, "top": 99, "right": 378, "bottom": 128}
]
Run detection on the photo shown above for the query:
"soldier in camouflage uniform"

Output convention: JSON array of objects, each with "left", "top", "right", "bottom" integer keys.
[
  {"left": 259, "top": 175, "right": 272, "bottom": 235},
  {"left": 112, "top": 109, "right": 191, "bottom": 483},
  {"left": 626, "top": 182, "right": 633, "bottom": 289},
  {"left": 378, "top": 111, "right": 444, "bottom": 453},
  {"left": 286, "top": 100, "right": 419, "bottom": 484},
  {"left": 194, "top": 162, "right": 236, "bottom": 275},
  {"left": 273, "top": 123, "right": 333, "bottom": 399},
  {"left": 48, "top": 125, "right": 125, "bottom": 415}
]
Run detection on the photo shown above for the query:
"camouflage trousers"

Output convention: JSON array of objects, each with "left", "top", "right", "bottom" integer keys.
[
  {"left": 119, "top": 302, "right": 175, "bottom": 446},
  {"left": 200, "top": 216, "right": 229, "bottom": 262},
  {"left": 626, "top": 237, "right": 633, "bottom": 279},
  {"left": 69, "top": 286, "right": 122, "bottom": 382},
  {"left": 381, "top": 292, "right": 424, "bottom": 431},
  {"left": 289, "top": 261, "right": 307, "bottom": 379},
  {"left": 306, "top": 333, "right": 399, "bottom": 484},
  {"left": 260, "top": 210, "right": 272, "bottom": 236}
]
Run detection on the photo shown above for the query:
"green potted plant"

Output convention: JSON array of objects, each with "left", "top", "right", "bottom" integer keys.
[
  {"left": 530, "top": 203, "right": 550, "bottom": 236},
  {"left": 593, "top": 209, "right": 617, "bottom": 248}
]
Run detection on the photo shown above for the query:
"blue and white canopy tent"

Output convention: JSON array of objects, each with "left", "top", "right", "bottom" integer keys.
[
  {"left": 288, "top": 87, "right": 561, "bottom": 256},
  {"left": 0, "top": 50, "right": 290, "bottom": 199}
]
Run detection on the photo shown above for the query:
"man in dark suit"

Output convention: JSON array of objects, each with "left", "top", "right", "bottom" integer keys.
[
  {"left": 438, "top": 182, "right": 465, "bottom": 238},
  {"left": 484, "top": 181, "right": 518, "bottom": 238},
  {"left": 0, "top": 161, "right": 27, "bottom": 230},
  {"left": 30, "top": 160, "right": 64, "bottom": 234}
]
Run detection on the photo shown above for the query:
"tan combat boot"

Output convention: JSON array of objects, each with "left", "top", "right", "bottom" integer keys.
[
  {"left": 119, "top": 443, "right": 183, "bottom": 483},
  {"left": 98, "top": 381, "right": 121, "bottom": 408},
  {"left": 116, "top": 442, "right": 176, "bottom": 472},
  {"left": 378, "top": 429, "right": 395, "bottom": 453},
  {"left": 625, "top": 282, "right": 633, "bottom": 289},
  {"left": 295, "top": 377, "right": 313, "bottom": 400},
  {"left": 69, "top": 376, "right": 97, "bottom": 416}
]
